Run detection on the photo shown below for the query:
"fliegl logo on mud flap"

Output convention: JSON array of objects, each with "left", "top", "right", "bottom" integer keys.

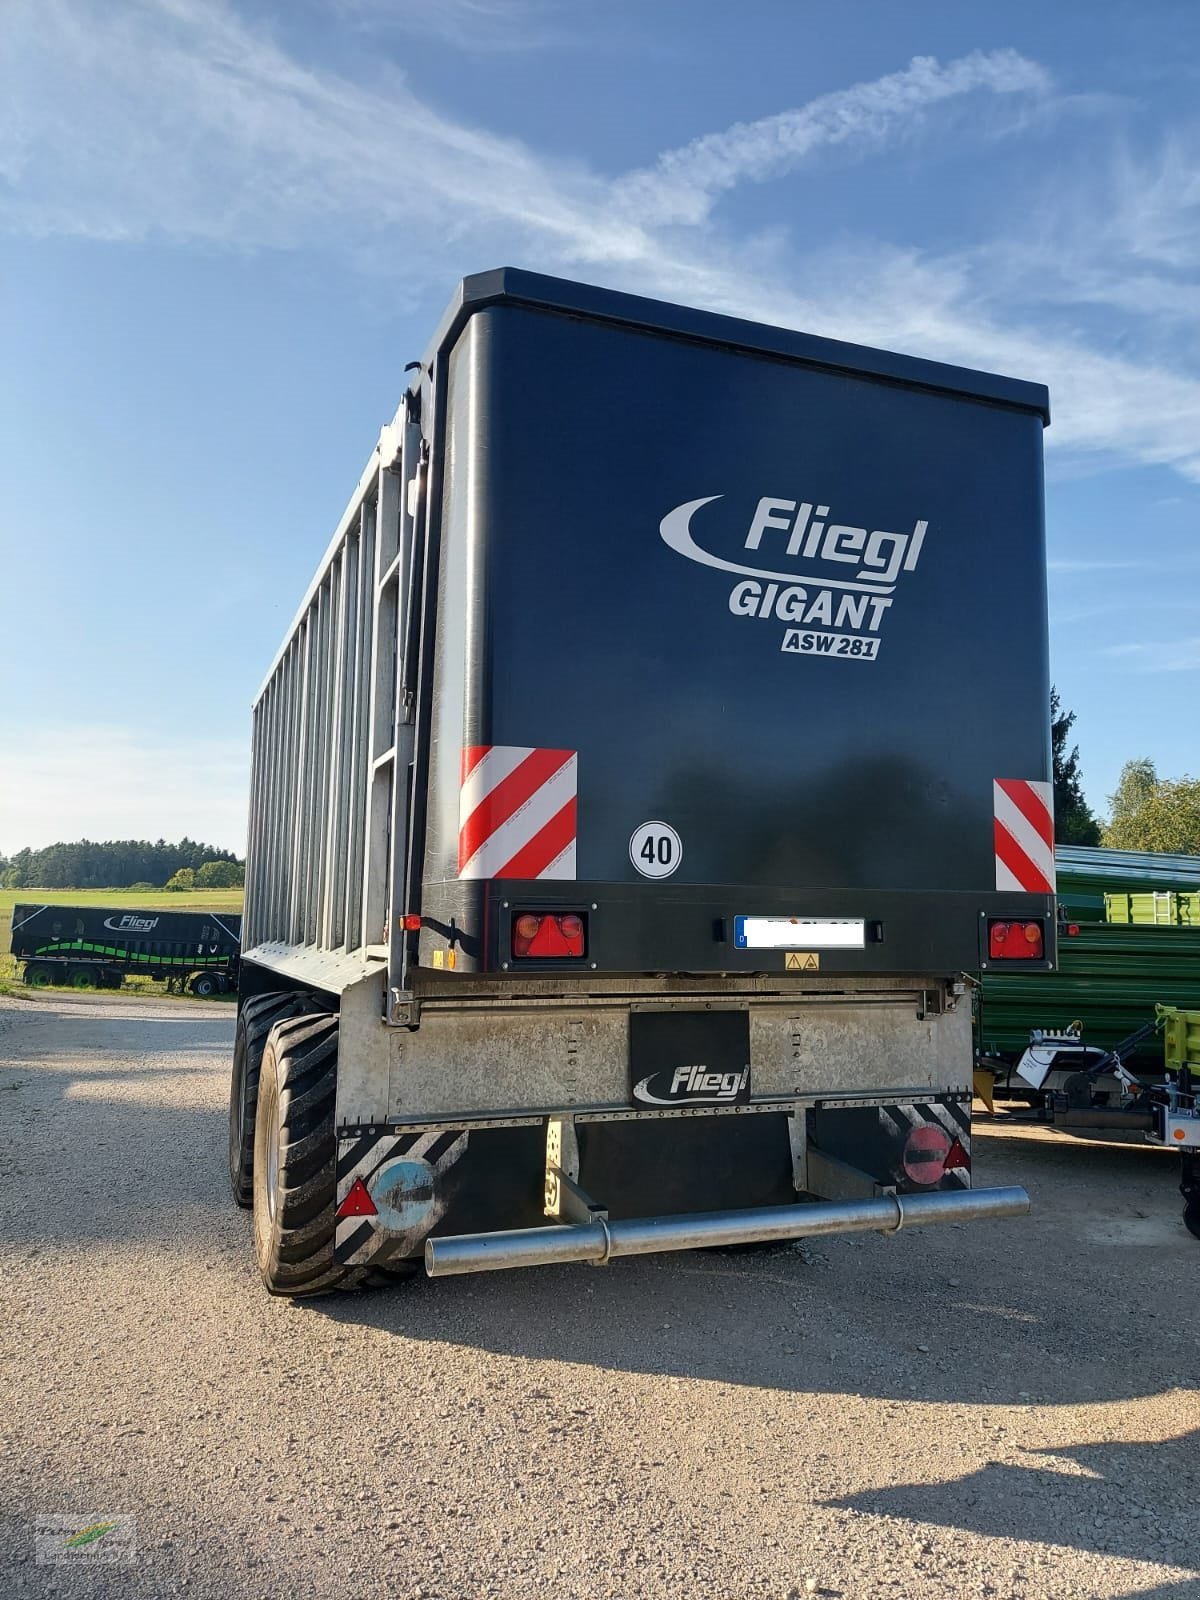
[
  {"left": 659, "top": 492, "right": 929, "bottom": 664},
  {"left": 633, "top": 1063, "right": 751, "bottom": 1107}
]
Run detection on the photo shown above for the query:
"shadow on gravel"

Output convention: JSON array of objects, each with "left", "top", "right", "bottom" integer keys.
[
  {"left": 825, "top": 1432, "right": 1199, "bottom": 1573},
  {"left": 1, "top": 1096, "right": 230, "bottom": 1251},
  {"left": 310, "top": 1135, "right": 1195, "bottom": 1409},
  {"left": 1112, "top": 1583, "right": 1200, "bottom": 1599},
  {"left": 0, "top": 1006, "right": 234, "bottom": 1250},
  {"left": 976, "top": 1121, "right": 1176, "bottom": 1172}
]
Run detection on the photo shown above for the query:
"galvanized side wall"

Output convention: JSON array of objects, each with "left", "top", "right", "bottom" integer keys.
[{"left": 243, "top": 409, "right": 420, "bottom": 971}]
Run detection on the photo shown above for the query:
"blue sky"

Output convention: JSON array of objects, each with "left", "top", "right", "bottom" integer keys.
[{"left": 2, "top": 0, "right": 1198, "bottom": 854}]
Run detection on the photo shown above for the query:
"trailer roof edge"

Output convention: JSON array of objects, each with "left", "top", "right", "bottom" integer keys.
[{"left": 426, "top": 267, "right": 1051, "bottom": 425}]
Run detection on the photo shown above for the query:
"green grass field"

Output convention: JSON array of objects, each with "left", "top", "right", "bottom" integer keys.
[{"left": 0, "top": 888, "right": 244, "bottom": 998}]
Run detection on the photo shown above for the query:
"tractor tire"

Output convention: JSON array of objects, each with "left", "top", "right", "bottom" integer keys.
[
  {"left": 191, "top": 972, "right": 218, "bottom": 998},
  {"left": 23, "top": 963, "right": 53, "bottom": 988},
  {"left": 70, "top": 965, "right": 99, "bottom": 990},
  {"left": 228, "top": 991, "right": 316, "bottom": 1207},
  {"left": 252, "top": 1012, "right": 346, "bottom": 1296}
]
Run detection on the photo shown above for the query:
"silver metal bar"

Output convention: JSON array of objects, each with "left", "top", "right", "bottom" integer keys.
[
  {"left": 362, "top": 488, "right": 393, "bottom": 948},
  {"left": 287, "top": 620, "right": 312, "bottom": 946},
  {"left": 425, "top": 1185, "right": 1031, "bottom": 1277},
  {"left": 344, "top": 503, "right": 373, "bottom": 952},
  {"left": 305, "top": 573, "right": 332, "bottom": 946},
  {"left": 325, "top": 533, "right": 357, "bottom": 951}
]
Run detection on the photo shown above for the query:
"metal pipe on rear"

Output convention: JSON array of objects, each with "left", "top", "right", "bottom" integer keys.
[{"left": 425, "top": 1184, "right": 1030, "bottom": 1278}]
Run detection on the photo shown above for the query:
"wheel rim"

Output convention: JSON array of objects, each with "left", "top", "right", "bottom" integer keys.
[
  {"left": 29, "top": 968, "right": 50, "bottom": 988},
  {"left": 72, "top": 969, "right": 95, "bottom": 989},
  {"left": 265, "top": 1090, "right": 281, "bottom": 1225}
]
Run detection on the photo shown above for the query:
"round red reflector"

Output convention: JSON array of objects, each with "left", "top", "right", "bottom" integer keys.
[
  {"left": 514, "top": 914, "right": 541, "bottom": 940},
  {"left": 902, "top": 1124, "right": 952, "bottom": 1185},
  {"left": 1068, "top": 923, "right": 1080, "bottom": 937},
  {"left": 992, "top": 923, "right": 1009, "bottom": 941},
  {"left": 559, "top": 914, "right": 584, "bottom": 940}
]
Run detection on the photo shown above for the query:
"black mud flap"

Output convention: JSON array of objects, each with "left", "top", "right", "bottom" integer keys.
[
  {"left": 334, "top": 1130, "right": 471, "bottom": 1268},
  {"left": 810, "top": 1097, "right": 972, "bottom": 1192}
]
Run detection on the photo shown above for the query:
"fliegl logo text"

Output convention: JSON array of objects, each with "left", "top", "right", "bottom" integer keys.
[
  {"left": 103, "top": 914, "right": 159, "bottom": 933},
  {"left": 633, "top": 1064, "right": 751, "bottom": 1107},
  {"left": 659, "top": 493, "right": 929, "bottom": 664}
]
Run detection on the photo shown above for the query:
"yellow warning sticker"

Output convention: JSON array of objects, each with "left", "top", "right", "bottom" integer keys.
[
  {"left": 785, "top": 951, "right": 820, "bottom": 971},
  {"left": 431, "top": 949, "right": 444, "bottom": 969}
]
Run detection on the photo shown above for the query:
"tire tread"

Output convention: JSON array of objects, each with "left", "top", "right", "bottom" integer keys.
[
  {"left": 228, "top": 991, "right": 317, "bottom": 1207},
  {"left": 254, "top": 1013, "right": 345, "bottom": 1296}
]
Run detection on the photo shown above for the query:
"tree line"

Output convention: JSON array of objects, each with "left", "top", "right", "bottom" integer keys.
[
  {"left": 0, "top": 838, "right": 244, "bottom": 891},
  {"left": 1053, "top": 688, "right": 1199, "bottom": 854}
]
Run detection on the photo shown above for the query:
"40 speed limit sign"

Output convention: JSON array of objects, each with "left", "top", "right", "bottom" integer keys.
[{"left": 629, "top": 820, "right": 682, "bottom": 879}]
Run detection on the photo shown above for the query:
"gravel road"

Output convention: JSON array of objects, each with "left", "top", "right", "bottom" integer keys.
[{"left": 1, "top": 991, "right": 1196, "bottom": 1600}]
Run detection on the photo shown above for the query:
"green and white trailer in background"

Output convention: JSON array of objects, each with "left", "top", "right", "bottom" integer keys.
[
  {"left": 973, "top": 844, "right": 1200, "bottom": 1241},
  {"left": 976, "top": 845, "right": 1200, "bottom": 1074}
]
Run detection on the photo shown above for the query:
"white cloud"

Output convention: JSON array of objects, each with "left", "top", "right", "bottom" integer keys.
[
  {"left": 3, "top": 2, "right": 1200, "bottom": 483},
  {"left": 1105, "top": 639, "right": 1200, "bottom": 672},
  {"left": 614, "top": 50, "right": 1052, "bottom": 226},
  {"left": 331, "top": 0, "right": 582, "bottom": 52},
  {"left": 0, "top": 724, "right": 249, "bottom": 854}
]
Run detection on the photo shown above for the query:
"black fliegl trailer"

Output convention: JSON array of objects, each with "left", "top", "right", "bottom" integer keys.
[
  {"left": 232, "top": 269, "right": 1053, "bottom": 1295},
  {"left": 12, "top": 903, "right": 241, "bottom": 995}
]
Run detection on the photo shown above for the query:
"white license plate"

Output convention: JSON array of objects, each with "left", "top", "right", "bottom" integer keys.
[{"left": 734, "top": 916, "right": 865, "bottom": 950}]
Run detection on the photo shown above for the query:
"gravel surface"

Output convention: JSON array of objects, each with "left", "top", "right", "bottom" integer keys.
[{"left": 1, "top": 990, "right": 1197, "bottom": 1600}]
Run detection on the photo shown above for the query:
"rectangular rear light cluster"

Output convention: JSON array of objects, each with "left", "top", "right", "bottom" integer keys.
[
  {"left": 987, "top": 918, "right": 1044, "bottom": 961},
  {"left": 512, "top": 912, "right": 586, "bottom": 959}
]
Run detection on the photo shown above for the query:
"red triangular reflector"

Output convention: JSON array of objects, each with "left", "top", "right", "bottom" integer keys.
[
  {"left": 336, "top": 1177, "right": 377, "bottom": 1219},
  {"left": 943, "top": 1138, "right": 970, "bottom": 1171}
]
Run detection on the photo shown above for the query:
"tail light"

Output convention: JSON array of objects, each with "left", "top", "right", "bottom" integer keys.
[
  {"left": 511, "top": 912, "right": 586, "bottom": 959},
  {"left": 988, "top": 918, "right": 1044, "bottom": 960}
]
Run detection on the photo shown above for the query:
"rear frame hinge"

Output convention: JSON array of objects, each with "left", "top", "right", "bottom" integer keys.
[{"left": 388, "top": 988, "right": 419, "bottom": 1028}]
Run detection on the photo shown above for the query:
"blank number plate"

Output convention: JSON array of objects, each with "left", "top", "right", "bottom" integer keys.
[{"left": 734, "top": 916, "right": 865, "bottom": 950}]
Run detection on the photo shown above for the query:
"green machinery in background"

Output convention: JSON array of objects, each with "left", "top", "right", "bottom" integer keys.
[
  {"left": 976, "top": 845, "right": 1200, "bottom": 1072},
  {"left": 1104, "top": 890, "right": 1198, "bottom": 926},
  {"left": 975, "top": 849, "right": 1200, "bottom": 1241},
  {"left": 1150, "top": 1004, "right": 1199, "bottom": 1238}
]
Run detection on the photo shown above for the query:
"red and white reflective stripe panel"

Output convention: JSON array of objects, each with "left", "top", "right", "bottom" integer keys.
[
  {"left": 459, "top": 747, "right": 577, "bottom": 880},
  {"left": 993, "top": 779, "right": 1055, "bottom": 894}
]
